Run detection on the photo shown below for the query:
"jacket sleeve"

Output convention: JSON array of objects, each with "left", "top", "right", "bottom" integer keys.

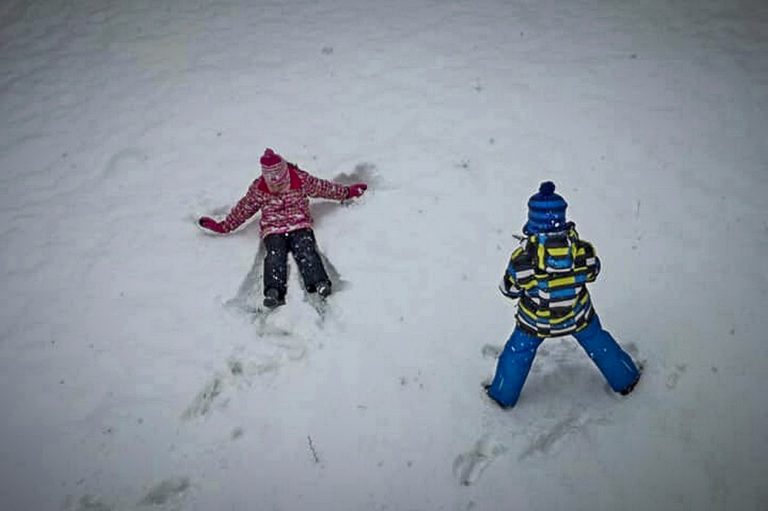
[
  {"left": 576, "top": 239, "right": 601, "bottom": 282},
  {"left": 298, "top": 169, "right": 350, "bottom": 201},
  {"left": 499, "top": 245, "right": 529, "bottom": 299},
  {"left": 220, "top": 180, "right": 262, "bottom": 233}
]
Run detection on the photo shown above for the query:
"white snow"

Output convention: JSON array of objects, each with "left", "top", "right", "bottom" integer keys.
[{"left": 1, "top": 0, "right": 766, "bottom": 510}]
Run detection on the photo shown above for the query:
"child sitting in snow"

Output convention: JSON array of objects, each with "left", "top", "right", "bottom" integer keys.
[
  {"left": 198, "top": 148, "right": 367, "bottom": 308},
  {"left": 486, "top": 181, "right": 641, "bottom": 408}
]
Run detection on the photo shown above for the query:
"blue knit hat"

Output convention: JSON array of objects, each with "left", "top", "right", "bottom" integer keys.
[{"left": 523, "top": 181, "right": 568, "bottom": 234}]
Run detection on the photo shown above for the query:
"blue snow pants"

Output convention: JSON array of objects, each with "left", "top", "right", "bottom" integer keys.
[{"left": 487, "top": 315, "right": 640, "bottom": 408}]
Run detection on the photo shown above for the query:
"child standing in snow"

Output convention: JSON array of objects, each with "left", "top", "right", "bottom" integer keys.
[
  {"left": 198, "top": 148, "right": 367, "bottom": 308},
  {"left": 487, "top": 181, "right": 640, "bottom": 408}
]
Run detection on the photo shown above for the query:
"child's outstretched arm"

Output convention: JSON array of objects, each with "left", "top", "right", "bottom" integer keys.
[
  {"left": 296, "top": 166, "right": 367, "bottom": 201},
  {"left": 198, "top": 181, "right": 262, "bottom": 234}
]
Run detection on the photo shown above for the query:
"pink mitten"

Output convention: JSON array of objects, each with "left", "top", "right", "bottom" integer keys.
[
  {"left": 198, "top": 216, "right": 226, "bottom": 234},
  {"left": 346, "top": 183, "right": 368, "bottom": 199}
]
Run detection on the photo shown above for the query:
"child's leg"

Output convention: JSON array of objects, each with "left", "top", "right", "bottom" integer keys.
[
  {"left": 288, "top": 228, "right": 330, "bottom": 293},
  {"left": 572, "top": 315, "right": 640, "bottom": 394},
  {"left": 487, "top": 327, "right": 544, "bottom": 408},
  {"left": 263, "top": 233, "right": 290, "bottom": 299}
]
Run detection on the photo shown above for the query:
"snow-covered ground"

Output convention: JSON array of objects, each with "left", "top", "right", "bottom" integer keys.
[{"left": 1, "top": 0, "right": 766, "bottom": 510}]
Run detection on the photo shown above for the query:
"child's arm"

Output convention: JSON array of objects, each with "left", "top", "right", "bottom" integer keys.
[
  {"left": 199, "top": 181, "right": 262, "bottom": 234},
  {"left": 302, "top": 171, "right": 349, "bottom": 200},
  {"left": 576, "top": 239, "right": 601, "bottom": 282},
  {"left": 499, "top": 272, "right": 522, "bottom": 299},
  {"left": 499, "top": 245, "right": 530, "bottom": 299},
  {"left": 294, "top": 166, "right": 365, "bottom": 201},
  {"left": 219, "top": 181, "right": 263, "bottom": 232}
]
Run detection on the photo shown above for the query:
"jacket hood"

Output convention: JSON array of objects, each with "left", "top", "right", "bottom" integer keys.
[{"left": 531, "top": 227, "right": 578, "bottom": 274}]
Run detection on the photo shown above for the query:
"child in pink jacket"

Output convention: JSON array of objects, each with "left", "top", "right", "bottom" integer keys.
[{"left": 198, "top": 148, "right": 367, "bottom": 308}]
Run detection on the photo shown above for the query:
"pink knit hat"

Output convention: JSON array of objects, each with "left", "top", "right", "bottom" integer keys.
[{"left": 260, "top": 148, "right": 287, "bottom": 174}]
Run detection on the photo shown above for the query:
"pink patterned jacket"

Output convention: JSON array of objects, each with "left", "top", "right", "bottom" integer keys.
[{"left": 220, "top": 164, "right": 350, "bottom": 237}]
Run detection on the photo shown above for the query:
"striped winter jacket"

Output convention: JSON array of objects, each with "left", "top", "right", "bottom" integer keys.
[
  {"left": 220, "top": 164, "right": 350, "bottom": 238},
  {"left": 500, "top": 226, "right": 601, "bottom": 338}
]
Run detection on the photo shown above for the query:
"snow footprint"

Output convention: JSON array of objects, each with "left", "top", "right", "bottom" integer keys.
[
  {"left": 181, "top": 376, "right": 226, "bottom": 420},
  {"left": 139, "top": 477, "right": 191, "bottom": 507},
  {"left": 517, "top": 412, "right": 589, "bottom": 460},
  {"left": 452, "top": 435, "right": 507, "bottom": 486},
  {"left": 62, "top": 495, "right": 113, "bottom": 511},
  {"left": 665, "top": 363, "right": 687, "bottom": 390}
]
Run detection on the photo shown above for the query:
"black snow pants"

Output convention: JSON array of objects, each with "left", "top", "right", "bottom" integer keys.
[{"left": 263, "top": 228, "right": 330, "bottom": 299}]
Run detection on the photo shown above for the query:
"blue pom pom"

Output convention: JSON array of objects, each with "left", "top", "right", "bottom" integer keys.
[{"left": 539, "top": 181, "right": 556, "bottom": 195}]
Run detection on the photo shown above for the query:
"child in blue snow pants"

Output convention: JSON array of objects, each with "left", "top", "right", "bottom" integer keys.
[
  {"left": 487, "top": 181, "right": 641, "bottom": 408},
  {"left": 487, "top": 315, "right": 639, "bottom": 408}
]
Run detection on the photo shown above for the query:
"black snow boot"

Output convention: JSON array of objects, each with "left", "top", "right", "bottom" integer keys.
[
  {"left": 263, "top": 288, "right": 285, "bottom": 309},
  {"left": 316, "top": 281, "right": 332, "bottom": 298}
]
